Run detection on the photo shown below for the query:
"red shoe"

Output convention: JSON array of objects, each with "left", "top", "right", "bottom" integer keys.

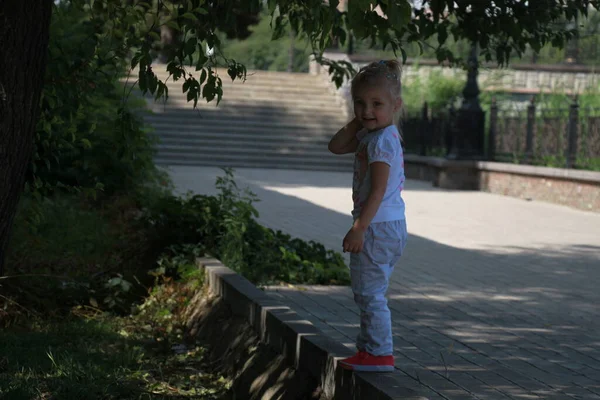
[{"left": 339, "top": 351, "right": 394, "bottom": 372}]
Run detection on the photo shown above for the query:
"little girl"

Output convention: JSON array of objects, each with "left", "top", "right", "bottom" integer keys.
[{"left": 328, "top": 60, "right": 407, "bottom": 372}]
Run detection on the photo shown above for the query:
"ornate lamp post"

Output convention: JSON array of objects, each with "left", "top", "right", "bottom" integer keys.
[{"left": 447, "top": 44, "right": 486, "bottom": 160}]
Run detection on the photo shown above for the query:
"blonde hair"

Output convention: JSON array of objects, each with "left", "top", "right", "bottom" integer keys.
[{"left": 351, "top": 59, "right": 403, "bottom": 99}]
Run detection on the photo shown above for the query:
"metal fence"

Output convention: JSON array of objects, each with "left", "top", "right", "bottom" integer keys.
[{"left": 400, "top": 98, "right": 600, "bottom": 171}]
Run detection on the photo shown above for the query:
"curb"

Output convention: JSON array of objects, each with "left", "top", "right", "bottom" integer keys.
[{"left": 197, "top": 257, "right": 428, "bottom": 400}]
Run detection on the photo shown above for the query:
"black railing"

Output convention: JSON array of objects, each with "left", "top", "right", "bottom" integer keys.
[
  {"left": 400, "top": 98, "right": 600, "bottom": 171},
  {"left": 400, "top": 102, "right": 453, "bottom": 158}
]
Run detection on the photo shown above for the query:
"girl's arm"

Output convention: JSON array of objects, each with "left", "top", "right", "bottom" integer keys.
[
  {"left": 328, "top": 118, "right": 362, "bottom": 154},
  {"left": 343, "top": 162, "right": 390, "bottom": 253}
]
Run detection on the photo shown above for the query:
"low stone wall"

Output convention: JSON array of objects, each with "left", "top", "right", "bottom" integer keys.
[
  {"left": 405, "top": 155, "right": 600, "bottom": 212},
  {"left": 195, "top": 257, "right": 427, "bottom": 400}
]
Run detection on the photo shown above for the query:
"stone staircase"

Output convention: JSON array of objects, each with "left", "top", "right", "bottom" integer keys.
[{"left": 140, "top": 67, "right": 354, "bottom": 171}]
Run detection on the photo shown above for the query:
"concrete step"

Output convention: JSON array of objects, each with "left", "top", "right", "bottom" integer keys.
[
  {"left": 152, "top": 80, "right": 328, "bottom": 94},
  {"left": 141, "top": 98, "right": 346, "bottom": 114},
  {"left": 143, "top": 94, "right": 344, "bottom": 110},
  {"left": 153, "top": 130, "right": 332, "bottom": 142},
  {"left": 126, "top": 69, "right": 336, "bottom": 94},
  {"left": 157, "top": 131, "right": 332, "bottom": 144},
  {"left": 125, "top": 86, "right": 336, "bottom": 104},
  {"left": 157, "top": 81, "right": 330, "bottom": 93},
  {"left": 154, "top": 153, "right": 353, "bottom": 172},
  {"left": 142, "top": 109, "right": 346, "bottom": 126},
  {"left": 140, "top": 66, "right": 350, "bottom": 171},
  {"left": 145, "top": 119, "right": 341, "bottom": 134},
  {"left": 157, "top": 79, "right": 334, "bottom": 94},
  {"left": 156, "top": 143, "right": 351, "bottom": 160},
  {"left": 156, "top": 140, "right": 333, "bottom": 155},
  {"left": 142, "top": 102, "right": 347, "bottom": 122},
  {"left": 155, "top": 157, "right": 352, "bottom": 172},
  {"left": 160, "top": 90, "right": 337, "bottom": 102},
  {"left": 151, "top": 68, "right": 319, "bottom": 82}
]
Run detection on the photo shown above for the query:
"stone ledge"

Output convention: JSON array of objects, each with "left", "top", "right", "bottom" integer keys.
[
  {"left": 404, "top": 154, "right": 600, "bottom": 212},
  {"left": 196, "top": 256, "right": 427, "bottom": 400},
  {"left": 475, "top": 161, "right": 600, "bottom": 184},
  {"left": 404, "top": 154, "right": 600, "bottom": 185}
]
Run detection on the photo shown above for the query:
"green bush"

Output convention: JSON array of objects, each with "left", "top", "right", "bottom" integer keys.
[
  {"left": 142, "top": 169, "right": 349, "bottom": 286},
  {"left": 217, "top": 12, "right": 311, "bottom": 72},
  {"left": 402, "top": 68, "right": 465, "bottom": 115},
  {"left": 30, "top": 2, "right": 163, "bottom": 198}
]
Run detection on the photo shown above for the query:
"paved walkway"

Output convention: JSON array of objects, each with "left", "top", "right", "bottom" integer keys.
[{"left": 169, "top": 166, "right": 600, "bottom": 400}]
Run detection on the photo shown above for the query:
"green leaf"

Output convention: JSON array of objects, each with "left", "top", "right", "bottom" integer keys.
[
  {"left": 130, "top": 53, "right": 141, "bottom": 70},
  {"left": 182, "top": 12, "right": 198, "bottom": 21},
  {"left": 148, "top": 31, "right": 160, "bottom": 41},
  {"left": 430, "top": 0, "right": 444, "bottom": 20},
  {"left": 336, "top": 27, "right": 347, "bottom": 46},
  {"left": 202, "top": 82, "right": 215, "bottom": 103},
  {"left": 437, "top": 24, "right": 448, "bottom": 46},
  {"left": 108, "top": 277, "right": 122, "bottom": 287},
  {"left": 80, "top": 138, "right": 92, "bottom": 149},
  {"left": 388, "top": 0, "right": 412, "bottom": 29},
  {"left": 185, "top": 37, "right": 196, "bottom": 57},
  {"left": 227, "top": 67, "right": 237, "bottom": 81},
  {"left": 148, "top": 74, "right": 158, "bottom": 93},
  {"left": 530, "top": 39, "right": 542, "bottom": 53},
  {"left": 196, "top": 47, "right": 208, "bottom": 70},
  {"left": 416, "top": 41, "right": 424, "bottom": 55},
  {"left": 400, "top": 47, "right": 407, "bottom": 64},
  {"left": 355, "top": 0, "right": 372, "bottom": 12},
  {"left": 347, "top": 1, "right": 366, "bottom": 34},
  {"left": 187, "top": 88, "right": 196, "bottom": 102},
  {"left": 167, "top": 61, "right": 184, "bottom": 80},
  {"left": 165, "top": 19, "right": 180, "bottom": 31},
  {"left": 120, "top": 280, "right": 132, "bottom": 292}
]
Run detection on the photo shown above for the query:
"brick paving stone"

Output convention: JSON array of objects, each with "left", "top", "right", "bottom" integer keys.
[
  {"left": 170, "top": 166, "right": 600, "bottom": 400},
  {"left": 393, "top": 371, "right": 449, "bottom": 400}
]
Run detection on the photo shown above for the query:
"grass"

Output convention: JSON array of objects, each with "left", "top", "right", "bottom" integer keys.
[
  {"left": 0, "top": 190, "right": 230, "bottom": 399},
  {"left": 0, "top": 290, "right": 229, "bottom": 400},
  {"left": 1, "top": 218, "right": 229, "bottom": 400},
  {"left": 1, "top": 167, "right": 348, "bottom": 399},
  {"left": 0, "top": 318, "right": 147, "bottom": 399}
]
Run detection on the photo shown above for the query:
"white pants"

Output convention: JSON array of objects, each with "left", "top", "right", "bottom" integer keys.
[{"left": 349, "top": 219, "right": 408, "bottom": 356}]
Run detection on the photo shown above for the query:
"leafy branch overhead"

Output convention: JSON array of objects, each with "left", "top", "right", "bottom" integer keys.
[{"left": 79, "top": 0, "right": 600, "bottom": 107}]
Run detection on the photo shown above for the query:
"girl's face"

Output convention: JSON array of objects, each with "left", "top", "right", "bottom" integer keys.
[{"left": 353, "top": 81, "right": 402, "bottom": 132}]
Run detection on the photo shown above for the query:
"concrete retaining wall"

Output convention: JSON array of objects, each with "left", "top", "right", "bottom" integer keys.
[
  {"left": 196, "top": 257, "right": 427, "bottom": 400},
  {"left": 405, "top": 155, "right": 600, "bottom": 212}
]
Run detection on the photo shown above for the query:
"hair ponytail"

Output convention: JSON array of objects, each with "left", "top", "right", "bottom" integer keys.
[{"left": 351, "top": 59, "right": 403, "bottom": 99}]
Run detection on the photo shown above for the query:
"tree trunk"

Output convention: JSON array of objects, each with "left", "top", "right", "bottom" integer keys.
[{"left": 0, "top": 1, "right": 53, "bottom": 275}]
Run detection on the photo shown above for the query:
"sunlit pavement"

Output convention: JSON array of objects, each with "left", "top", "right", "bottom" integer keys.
[{"left": 169, "top": 166, "right": 600, "bottom": 400}]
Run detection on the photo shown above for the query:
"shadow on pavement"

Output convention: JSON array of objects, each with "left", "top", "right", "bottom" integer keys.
[{"left": 169, "top": 166, "right": 600, "bottom": 400}]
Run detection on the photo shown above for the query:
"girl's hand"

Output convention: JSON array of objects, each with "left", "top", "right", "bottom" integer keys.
[
  {"left": 352, "top": 116, "right": 363, "bottom": 130},
  {"left": 343, "top": 226, "right": 365, "bottom": 253}
]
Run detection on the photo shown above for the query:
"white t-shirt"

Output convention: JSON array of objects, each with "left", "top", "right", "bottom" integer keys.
[{"left": 351, "top": 124, "right": 406, "bottom": 222}]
